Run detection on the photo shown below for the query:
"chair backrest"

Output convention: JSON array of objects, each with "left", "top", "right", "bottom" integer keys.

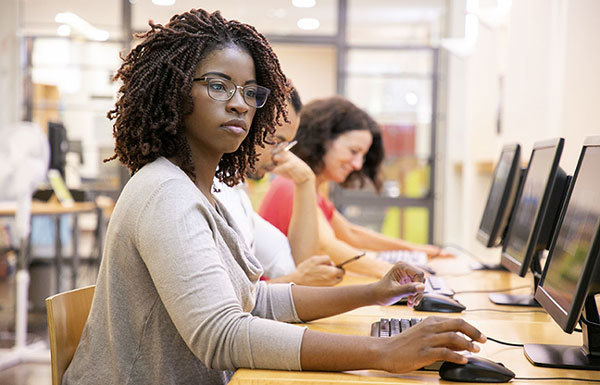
[{"left": 46, "top": 285, "right": 95, "bottom": 385}]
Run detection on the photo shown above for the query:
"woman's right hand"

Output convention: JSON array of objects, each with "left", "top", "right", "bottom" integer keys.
[
  {"left": 371, "top": 261, "right": 426, "bottom": 307},
  {"left": 292, "top": 255, "right": 345, "bottom": 286},
  {"left": 271, "top": 149, "right": 315, "bottom": 186},
  {"left": 376, "top": 317, "right": 486, "bottom": 373}
]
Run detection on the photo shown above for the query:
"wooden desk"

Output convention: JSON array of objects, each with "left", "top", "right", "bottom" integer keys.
[
  {"left": 0, "top": 201, "right": 98, "bottom": 292},
  {"left": 230, "top": 263, "right": 600, "bottom": 384},
  {"left": 0, "top": 201, "right": 96, "bottom": 217}
]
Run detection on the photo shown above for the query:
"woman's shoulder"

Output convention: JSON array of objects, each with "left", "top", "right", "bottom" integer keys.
[
  {"left": 128, "top": 158, "right": 190, "bottom": 190},
  {"left": 119, "top": 157, "right": 206, "bottom": 209},
  {"left": 135, "top": 157, "right": 186, "bottom": 181}
]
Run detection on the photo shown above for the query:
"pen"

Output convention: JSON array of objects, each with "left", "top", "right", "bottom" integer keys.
[
  {"left": 336, "top": 252, "right": 366, "bottom": 268},
  {"left": 283, "top": 140, "right": 297, "bottom": 151}
]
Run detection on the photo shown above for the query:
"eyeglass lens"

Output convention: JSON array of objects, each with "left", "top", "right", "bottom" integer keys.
[{"left": 206, "top": 78, "right": 269, "bottom": 108}]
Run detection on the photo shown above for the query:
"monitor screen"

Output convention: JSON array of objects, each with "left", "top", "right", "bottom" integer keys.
[
  {"left": 536, "top": 144, "right": 600, "bottom": 333},
  {"left": 502, "top": 138, "right": 565, "bottom": 277},
  {"left": 48, "top": 121, "right": 68, "bottom": 177},
  {"left": 477, "top": 144, "right": 521, "bottom": 248}
]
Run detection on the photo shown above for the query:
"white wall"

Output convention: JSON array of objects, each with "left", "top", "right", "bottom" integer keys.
[
  {"left": 442, "top": 0, "right": 600, "bottom": 259},
  {"left": 271, "top": 43, "right": 337, "bottom": 103},
  {"left": 558, "top": 0, "right": 600, "bottom": 171},
  {"left": 502, "top": 1, "right": 564, "bottom": 158}
]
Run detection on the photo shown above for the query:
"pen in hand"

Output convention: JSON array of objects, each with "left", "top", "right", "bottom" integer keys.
[
  {"left": 271, "top": 140, "right": 297, "bottom": 159},
  {"left": 336, "top": 252, "right": 366, "bottom": 269},
  {"left": 282, "top": 140, "right": 297, "bottom": 151}
]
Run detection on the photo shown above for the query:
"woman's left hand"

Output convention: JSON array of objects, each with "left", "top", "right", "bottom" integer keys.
[
  {"left": 371, "top": 262, "right": 426, "bottom": 307},
  {"left": 421, "top": 244, "right": 455, "bottom": 258}
]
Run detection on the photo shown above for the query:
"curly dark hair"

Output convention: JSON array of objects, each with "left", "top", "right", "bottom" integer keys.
[
  {"left": 292, "top": 96, "right": 384, "bottom": 192},
  {"left": 106, "top": 9, "right": 289, "bottom": 186}
]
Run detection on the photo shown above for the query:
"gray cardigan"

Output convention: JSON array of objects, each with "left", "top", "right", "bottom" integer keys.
[{"left": 63, "top": 157, "right": 306, "bottom": 385}]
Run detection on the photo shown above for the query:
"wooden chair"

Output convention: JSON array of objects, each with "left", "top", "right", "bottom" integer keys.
[{"left": 45, "top": 285, "right": 95, "bottom": 385}]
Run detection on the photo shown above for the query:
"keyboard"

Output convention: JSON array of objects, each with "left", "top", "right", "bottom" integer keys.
[
  {"left": 371, "top": 317, "right": 423, "bottom": 337},
  {"left": 371, "top": 318, "right": 470, "bottom": 371},
  {"left": 377, "top": 250, "right": 436, "bottom": 274},
  {"left": 377, "top": 250, "right": 428, "bottom": 265}
]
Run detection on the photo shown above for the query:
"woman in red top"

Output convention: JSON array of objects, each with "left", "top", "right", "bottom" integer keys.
[{"left": 259, "top": 97, "right": 451, "bottom": 278}]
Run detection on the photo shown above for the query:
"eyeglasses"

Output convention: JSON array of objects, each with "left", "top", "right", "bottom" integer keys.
[{"left": 192, "top": 77, "right": 270, "bottom": 109}]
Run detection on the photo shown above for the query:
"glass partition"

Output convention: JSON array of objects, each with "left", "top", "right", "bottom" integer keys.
[{"left": 338, "top": 47, "right": 438, "bottom": 243}]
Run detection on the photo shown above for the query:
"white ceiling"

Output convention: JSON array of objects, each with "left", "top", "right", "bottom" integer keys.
[{"left": 21, "top": 0, "right": 447, "bottom": 42}]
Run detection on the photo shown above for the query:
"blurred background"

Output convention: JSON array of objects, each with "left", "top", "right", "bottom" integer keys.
[
  {"left": 3, "top": 0, "right": 599, "bottom": 251},
  {"left": 0, "top": 0, "right": 598, "bottom": 382}
]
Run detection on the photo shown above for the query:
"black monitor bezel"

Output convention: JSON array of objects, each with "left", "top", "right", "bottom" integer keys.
[
  {"left": 477, "top": 143, "right": 522, "bottom": 248},
  {"left": 535, "top": 136, "right": 600, "bottom": 333},
  {"left": 501, "top": 137, "right": 564, "bottom": 277},
  {"left": 48, "top": 121, "right": 68, "bottom": 177}
]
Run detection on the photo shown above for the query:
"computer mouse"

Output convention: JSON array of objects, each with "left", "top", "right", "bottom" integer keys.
[
  {"left": 413, "top": 293, "right": 466, "bottom": 313},
  {"left": 439, "top": 356, "right": 515, "bottom": 383}
]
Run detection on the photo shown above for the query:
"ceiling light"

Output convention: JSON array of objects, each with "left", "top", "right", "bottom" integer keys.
[
  {"left": 292, "top": 0, "right": 316, "bottom": 8},
  {"left": 55, "top": 12, "right": 109, "bottom": 41},
  {"left": 404, "top": 92, "right": 419, "bottom": 106},
  {"left": 297, "top": 18, "right": 320, "bottom": 30},
  {"left": 152, "top": 0, "right": 176, "bottom": 5},
  {"left": 56, "top": 24, "right": 71, "bottom": 37}
]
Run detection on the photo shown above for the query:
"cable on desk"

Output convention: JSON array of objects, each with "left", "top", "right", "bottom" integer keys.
[
  {"left": 514, "top": 376, "right": 600, "bottom": 383},
  {"left": 574, "top": 327, "right": 582, "bottom": 333},
  {"left": 465, "top": 308, "right": 546, "bottom": 314},
  {"left": 581, "top": 314, "right": 600, "bottom": 328},
  {"left": 454, "top": 285, "right": 530, "bottom": 294},
  {"left": 486, "top": 336, "right": 524, "bottom": 347}
]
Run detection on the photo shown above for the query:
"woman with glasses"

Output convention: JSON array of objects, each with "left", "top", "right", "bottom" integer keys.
[
  {"left": 63, "top": 9, "right": 483, "bottom": 385},
  {"left": 259, "top": 97, "right": 452, "bottom": 278}
]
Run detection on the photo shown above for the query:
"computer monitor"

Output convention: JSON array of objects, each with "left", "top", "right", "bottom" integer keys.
[
  {"left": 48, "top": 121, "right": 68, "bottom": 178},
  {"left": 525, "top": 136, "right": 600, "bottom": 370},
  {"left": 477, "top": 143, "right": 522, "bottom": 248},
  {"left": 489, "top": 138, "right": 569, "bottom": 306}
]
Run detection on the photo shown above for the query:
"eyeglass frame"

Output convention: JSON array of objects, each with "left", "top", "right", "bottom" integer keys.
[{"left": 192, "top": 76, "right": 271, "bottom": 109}]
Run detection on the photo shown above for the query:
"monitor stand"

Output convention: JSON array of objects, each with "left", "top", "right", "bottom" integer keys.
[
  {"left": 488, "top": 251, "right": 542, "bottom": 307},
  {"left": 471, "top": 262, "right": 508, "bottom": 272},
  {"left": 488, "top": 292, "right": 540, "bottom": 307},
  {"left": 524, "top": 296, "right": 600, "bottom": 370}
]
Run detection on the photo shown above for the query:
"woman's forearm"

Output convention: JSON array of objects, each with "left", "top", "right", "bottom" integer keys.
[
  {"left": 291, "top": 283, "right": 377, "bottom": 321},
  {"left": 300, "top": 318, "right": 486, "bottom": 374},
  {"left": 287, "top": 176, "right": 319, "bottom": 262},
  {"left": 319, "top": 238, "right": 391, "bottom": 278},
  {"left": 317, "top": 211, "right": 392, "bottom": 278},
  {"left": 343, "top": 224, "right": 414, "bottom": 250},
  {"left": 332, "top": 211, "right": 415, "bottom": 251},
  {"left": 300, "top": 330, "right": 383, "bottom": 371}
]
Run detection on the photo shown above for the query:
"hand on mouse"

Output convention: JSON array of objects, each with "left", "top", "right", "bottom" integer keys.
[
  {"left": 377, "top": 316, "right": 487, "bottom": 373},
  {"left": 371, "top": 261, "right": 426, "bottom": 307}
]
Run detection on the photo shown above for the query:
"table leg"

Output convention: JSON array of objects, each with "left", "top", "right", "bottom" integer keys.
[
  {"left": 54, "top": 215, "right": 62, "bottom": 293},
  {"left": 71, "top": 215, "right": 79, "bottom": 289}
]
